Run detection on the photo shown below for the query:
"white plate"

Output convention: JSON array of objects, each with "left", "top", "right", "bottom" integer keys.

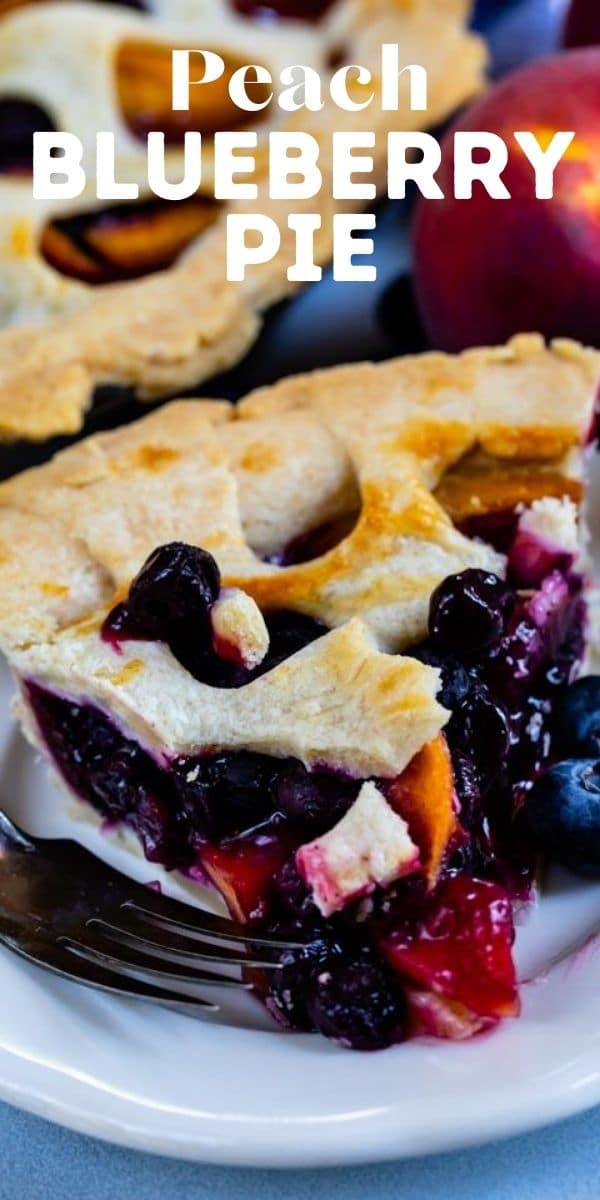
[{"left": 0, "top": 656, "right": 598, "bottom": 1167}]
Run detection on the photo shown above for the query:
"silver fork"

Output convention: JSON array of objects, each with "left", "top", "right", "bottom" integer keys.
[{"left": 0, "top": 809, "right": 301, "bottom": 1014}]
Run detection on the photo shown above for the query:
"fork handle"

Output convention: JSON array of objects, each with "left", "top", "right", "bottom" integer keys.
[{"left": 0, "top": 808, "right": 36, "bottom": 854}]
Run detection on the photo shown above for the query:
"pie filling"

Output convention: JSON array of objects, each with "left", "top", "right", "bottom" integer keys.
[
  {"left": 21, "top": 514, "right": 590, "bottom": 1050},
  {"left": 230, "top": 0, "right": 336, "bottom": 20},
  {"left": 0, "top": 0, "right": 146, "bottom": 15},
  {"left": 0, "top": 0, "right": 334, "bottom": 18},
  {"left": 0, "top": 97, "right": 54, "bottom": 175}
]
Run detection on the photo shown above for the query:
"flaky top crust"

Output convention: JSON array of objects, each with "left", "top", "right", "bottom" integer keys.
[
  {"left": 14, "top": 619, "right": 448, "bottom": 779},
  {"left": 1, "top": 333, "right": 597, "bottom": 776},
  {"left": 0, "top": 333, "right": 596, "bottom": 648},
  {"left": 0, "top": 0, "right": 486, "bottom": 439}
]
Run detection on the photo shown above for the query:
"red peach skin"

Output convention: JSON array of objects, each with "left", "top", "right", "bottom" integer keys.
[
  {"left": 381, "top": 876, "right": 519, "bottom": 1022},
  {"left": 413, "top": 51, "right": 600, "bottom": 351}
]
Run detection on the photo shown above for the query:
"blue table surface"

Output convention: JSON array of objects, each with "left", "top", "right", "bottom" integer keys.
[
  {"left": 0, "top": 1103, "right": 597, "bottom": 1199},
  {"left": 1, "top": 0, "right": 598, "bottom": 1193}
]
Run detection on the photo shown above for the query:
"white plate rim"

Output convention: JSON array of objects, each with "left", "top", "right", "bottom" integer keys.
[{"left": 0, "top": 1010, "right": 597, "bottom": 1167}]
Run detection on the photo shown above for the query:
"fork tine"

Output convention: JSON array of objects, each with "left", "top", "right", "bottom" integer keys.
[
  {"left": 119, "top": 897, "right": 304, "bottom": 950},
  {"left": 88, "top": 917, "right": 280, "bottom": 970},
  {"left": 2, "top": 935, "right": 219, "bottom": 1013},
  {"left": 59, "top": 937, "right": 253, "bottom": 990}
]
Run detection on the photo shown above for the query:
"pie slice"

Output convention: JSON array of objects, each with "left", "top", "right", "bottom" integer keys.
[
  {"left": 0, "top": 0, "right": 486, "bottom": 439},
  {"left": 0, "top": 333, "right": 598, "bottom": 1049}
]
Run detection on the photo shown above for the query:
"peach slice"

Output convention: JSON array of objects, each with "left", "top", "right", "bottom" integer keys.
[
  {"left": 435, "top": 460, "right": 582, "bottom": 526},
  {"left": 39, "top": 223, "right": 106, "bottom": 285},
  {"left": 40, "top": 196, "right": 220, "bottom": 284},
  {"left": 198, "top": 827, "right": 295, "bottom": 924},
  {"left": 381, "top": 876, "right": 519, "bottom": 1022},
  {"left": 116, "top": 39, "right": 271, "bottom": 143},
  {"left": 85, "top": 198, "right": 218, "bottom": 272},
  {"left": 387, "top": 734, "right": 456, "bottom": 883}
]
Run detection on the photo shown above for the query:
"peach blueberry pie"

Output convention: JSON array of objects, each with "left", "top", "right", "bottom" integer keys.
[
  {"left": 0, "top": 333, "right": 598, "bottom": 1049},
  {"left": 0, "top": 0, "right": 486, "bottom": 439}
]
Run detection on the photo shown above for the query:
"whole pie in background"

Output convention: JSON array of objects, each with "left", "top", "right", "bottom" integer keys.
[{"left": 0, "top": 0, "right": 486, "bottom": 440}]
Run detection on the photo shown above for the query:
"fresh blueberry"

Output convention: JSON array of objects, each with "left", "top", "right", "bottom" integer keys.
[
  {"left": 306, "top": 952, "right": 406, "bottom": 1050},
  {"left": 524, "top": 758, "right": 600, "bottom": 877},
  {"left": 555, "top": 676, "right": 600, "bottom": 758},
  {"left": 429, "top": 569, "right": 514, "bottom": 656},
  {"left": 127, "top": 543, "right": 220, "bottom": 640}
]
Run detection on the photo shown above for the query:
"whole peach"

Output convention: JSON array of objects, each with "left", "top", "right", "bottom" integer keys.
[
  {"left": 563, "top": 0, "right": 600, "bottom": 48},
  {"left": 413, "top": 50, "right": 600, "bottom": 351}
]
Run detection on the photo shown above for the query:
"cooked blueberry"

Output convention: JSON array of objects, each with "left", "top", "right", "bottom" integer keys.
[
  {"left": 92, "top": 744, "right": 147, "bottom": 819},
  {"left": 263, "top": 611, "right": 328, "bottom": 671},
  {"left": 484, "top": 615, "right": 546, "bottom": 705},
  {"left": 127, "top": 543, "right": 220, "bottom": 639},
  {"left": 449, "top": 685, "right": 510, "bottom": 791},
  {"left": 167, "top": 638, "right": 248, "bottom": 689},
  {"left": 25, "top": 684, "right": 188, "bottom": 869},
  {"left": 172, "top": 751, "right": 279, "bottom": 839},
  {"left": 105, "top": 554, "right": 326, "bottom": 690},
  {"left": 275, "top": 760, "right": 358, "bottom": 832},
  {"left": 306, "top": 953, "right": 406, "bottom": 1050},
  {"left": 267, "top": 938, "right": 340, "bottom": 1031},
  {"left": 460, "top": 509, "right": 520, "bottom": 556},
  {"left": 555, "top": 676, "right": 600, "bottom": 757},
  {"left": 131, "top": 792, "right": 178, "bottom": 866},
  {"left": 370, "top": 872, "right": 429, "bottom": 930},
  {"left": 210, "top": 753, "right": 279, "bottom": 831},
  {"left": 231, "top": 0, "right": 334, "bottom": 21},
  {"left": 509, "top": 695, "right": 552, "bottom": 794},
  {"left": 450, "top": 750, "right": 482, "bottom": 831},
  {"left": 410, "top": 641, "right": 471, "bottom": 711},
  {"left": 429, "top": 570, "right": 514, "bottom": 655},
  {"left": 170, "top": 609, "right": 327, "bottom": 689},
  {"left": 524, "top": 759, "right": 600, "bottom": 877},
  {"left": 273, "top": 857, "right": 321, "bottom": 923}
]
